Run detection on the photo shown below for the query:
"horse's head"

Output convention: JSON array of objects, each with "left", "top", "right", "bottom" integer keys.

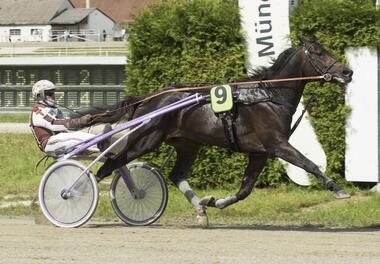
[{"left": 301, "top": 39, "right": 353, "bottom": 84}]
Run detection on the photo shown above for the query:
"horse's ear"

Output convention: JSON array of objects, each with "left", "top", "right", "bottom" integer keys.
[
  {"left": 297, "top": 35, "right": 306, "bottom": 46},
  {"left": 297, "top": 35, "right": 318, "bottom": 47}
]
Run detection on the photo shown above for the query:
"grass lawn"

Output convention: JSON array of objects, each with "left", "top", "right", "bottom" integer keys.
[
  {"left": 1, "top": 133, "right": 380, "bottom": 228},
  {"left": 0, "top": 114, "right": 29, "bottom": 123}
]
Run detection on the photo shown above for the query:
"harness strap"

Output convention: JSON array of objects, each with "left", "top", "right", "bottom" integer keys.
[
  {"left": 217, "top": 88, "right": 240, "bottom": 152},
  {"left": 219, "top": 112, "right": 240, "bottom": 152}
]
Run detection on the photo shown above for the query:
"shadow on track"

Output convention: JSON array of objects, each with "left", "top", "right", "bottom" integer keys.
[{"left": 85, "top": 222, "right": 380, "bottom": 233}]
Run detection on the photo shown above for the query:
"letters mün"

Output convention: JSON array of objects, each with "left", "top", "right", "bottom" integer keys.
[
  {"left": 256, "top": 36, "right": 274, "bottom": 57},
  {"left": 256, "top": 1, "right": 274, "bottom": 57}
]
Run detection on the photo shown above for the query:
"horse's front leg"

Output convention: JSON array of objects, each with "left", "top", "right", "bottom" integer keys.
[
  {"left": 200, "top": 153, "right": 268, "bottom": 209},
  {"left": 274, "top": 141, "right": 350, "bottom": 199},
  {"left": 168, "top": 141, "right": 207, "bottom": 225}
]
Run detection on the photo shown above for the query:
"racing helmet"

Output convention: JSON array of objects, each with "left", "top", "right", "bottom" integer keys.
[{"left": 32, "top": 80, "right": 55, "bottom": 100}]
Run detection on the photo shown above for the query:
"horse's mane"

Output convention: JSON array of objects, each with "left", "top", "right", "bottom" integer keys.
[{"left": 246, "top": 47, "right": 297, "bottom": 81}]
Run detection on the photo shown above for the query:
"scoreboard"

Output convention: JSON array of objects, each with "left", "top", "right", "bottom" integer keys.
[
  {"left": 0, "top": 64, "right": 126, "bottom": 110},
  {"left": 0, "top": 65, "right": 125, "bottom": 86}
]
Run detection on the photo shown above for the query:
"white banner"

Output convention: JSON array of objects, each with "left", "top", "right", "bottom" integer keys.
[
  {"left": 238, "top": 0, "right": 294, "bottom": 69},
  {"left": 238, "top": 0, "right": 326, "bottom": 186},
  {"left": 345, "top": 47, "right": 379, "bottom": 182}
]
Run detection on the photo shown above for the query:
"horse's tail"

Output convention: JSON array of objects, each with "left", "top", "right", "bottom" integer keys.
[{"left": 69, "top": 95, "right": 146, "bottom": 124}]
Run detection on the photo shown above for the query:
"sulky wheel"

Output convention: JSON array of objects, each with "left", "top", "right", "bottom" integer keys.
[
  {"left": 110, "top": 162, "right": 168, "bottom": 226},
  {"left": 38, "top": 159, "right": 98, "bottom": 228}
]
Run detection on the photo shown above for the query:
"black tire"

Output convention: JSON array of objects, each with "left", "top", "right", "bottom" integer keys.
[{"left": 110, "top": 162, "right": 168, "bottom": 226}]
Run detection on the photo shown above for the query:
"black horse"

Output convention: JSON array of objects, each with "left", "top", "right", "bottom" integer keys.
[{"left": 87, "top": 39, "right": 353, "bottom": 224}]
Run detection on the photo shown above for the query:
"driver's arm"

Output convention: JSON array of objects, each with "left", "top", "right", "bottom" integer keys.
[
  {"left": 32, "top": 106, "right": 67, "bottom": 132},
  {"left": 33, "top": 106, "right": 92, "bottom": 131}
]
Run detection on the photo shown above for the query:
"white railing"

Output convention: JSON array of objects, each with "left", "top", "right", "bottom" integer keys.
[
  {"left": 36, "top": 48, "right": 127, "bottom": 56},
  {"left": 0, "top": 28, "right": 127, "bottom": 43},
  {"left": 0, "top": 47, "right": 127, "bottom": 57},
  {"left": 49, "top": 29, "right": 102, "bottom": 42}
]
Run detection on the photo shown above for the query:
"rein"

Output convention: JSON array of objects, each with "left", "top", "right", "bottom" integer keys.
[
  {"left": 90, "top": 75, "right": 327, "bottom": 121},
  {"left": 289, "top": 92, "right": 317, "bottom": 137}
]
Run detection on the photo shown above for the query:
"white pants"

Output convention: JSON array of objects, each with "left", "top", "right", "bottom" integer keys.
[
  {"left": 44, "top": 131, "right": 98, "bottom": 156},
  {"left": 44, "top": 124, "right": 129, "bottom": 157},
  {"left": 85, "top": 123, "right": 129, "bottom": 154}
]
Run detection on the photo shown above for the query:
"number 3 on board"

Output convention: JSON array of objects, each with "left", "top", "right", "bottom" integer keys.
[{"left": 210, "top": 85, "right": 233, "bottom": 113}]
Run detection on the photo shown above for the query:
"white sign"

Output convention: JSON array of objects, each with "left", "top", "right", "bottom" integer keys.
[
  {"left": 238, "top": 0, "right": 327, "bottom": 186},
  {"left": 345, "top": 47, "right": 379, "bottom": 182},
  {"left": 238, "top": 0, "right": 294, "bottom": 69}
]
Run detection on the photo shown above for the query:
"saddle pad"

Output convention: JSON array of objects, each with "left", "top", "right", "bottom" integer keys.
[{"left": 236, "top": 85, "right": 272, "bottom": 105}]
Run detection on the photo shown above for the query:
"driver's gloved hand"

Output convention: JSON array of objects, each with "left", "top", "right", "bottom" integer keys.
[{"left": 64, "top": 114, "right": 92, "bottom": 130}]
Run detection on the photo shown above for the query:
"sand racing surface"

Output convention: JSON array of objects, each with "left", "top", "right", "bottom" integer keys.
[{"left": 1, "top": 218, "right": 380, "bottom": 264}]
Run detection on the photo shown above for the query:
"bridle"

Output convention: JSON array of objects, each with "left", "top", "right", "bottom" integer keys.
[{"left": 302, "top": 43, "right": 338, "bottom": 81}]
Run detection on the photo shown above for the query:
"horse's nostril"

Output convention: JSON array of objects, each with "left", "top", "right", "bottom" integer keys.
[{"left": 343, "top": 69, "right": 353, "bottom": 77}]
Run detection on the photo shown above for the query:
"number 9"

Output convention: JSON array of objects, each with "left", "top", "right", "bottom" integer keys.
[{"left": 214, "top": 86, "right": 227, "bottom": 104}]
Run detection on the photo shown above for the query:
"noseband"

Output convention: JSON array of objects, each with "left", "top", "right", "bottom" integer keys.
[{"left": 303, "top": 45, "right": 337, "bottom": 81}]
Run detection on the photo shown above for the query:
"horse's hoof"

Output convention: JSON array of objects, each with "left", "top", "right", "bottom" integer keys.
[
  {"left": 196, "top": 214, "right": 209, "bottom": 228},
  {"left": 195, "top": 206, "right": 209, "bottom": 228},
  {"left": 199, "top": 196, "right": 216, "bottom": 207},
  {"left": 335, "top": 190, "right": 351, "bottom": 199}
]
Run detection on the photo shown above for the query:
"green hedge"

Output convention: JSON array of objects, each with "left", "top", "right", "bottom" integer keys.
[
  {"left": 125, "top": 0, "right": 380, "bottom": 188},
  {"left": 126, "top": 0, "right": 246, "bottom": 94}
]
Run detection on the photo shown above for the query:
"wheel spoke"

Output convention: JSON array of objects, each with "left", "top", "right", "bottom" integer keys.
[
  {"left": 39, "top": 160, "right": 98, "bottom": 228},
  {"left": 111, "top": 163, "right": 167, "bottom": 225}
]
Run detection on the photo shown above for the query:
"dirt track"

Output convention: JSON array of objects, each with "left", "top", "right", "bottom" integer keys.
[{"left": 1, "top": 218, "right": 380, "bottom": 264}]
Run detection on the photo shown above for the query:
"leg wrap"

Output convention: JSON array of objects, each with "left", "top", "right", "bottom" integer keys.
[
  {"left": 178, "top": 180, "right": 200, "bottom": 208},
  {"left": 215, "top": 195, "right": 238, "bottom": 209},
  {"left": 325, "top": 180, "right": 342, "bottom": 193}
]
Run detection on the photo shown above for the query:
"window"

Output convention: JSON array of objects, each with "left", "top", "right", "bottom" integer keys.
[
  {"left": 31, "top": 29, "right": 42, "bottom": 35},
  {"left": 9, "top": 29, "right": 21, "bottom": 36}
]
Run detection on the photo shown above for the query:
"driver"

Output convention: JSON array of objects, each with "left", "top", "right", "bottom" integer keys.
[{"left": 29, "top": 80, "right": 97, "bottom": 157}]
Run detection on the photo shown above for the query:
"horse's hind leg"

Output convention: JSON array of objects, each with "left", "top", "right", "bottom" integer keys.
[
  {"left": 200, "top": 153, "right": 268, "bottom": 209},
  {"left": 274, "top": 142, "right": 350, "bottom": 199},
  {"left": 167, "top": 140, "right": 207, "bottom": 225}
]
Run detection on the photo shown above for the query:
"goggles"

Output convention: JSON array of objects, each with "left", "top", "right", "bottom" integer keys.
[{"left": 44, "top": 90, "right": 56, "bottom": 97}]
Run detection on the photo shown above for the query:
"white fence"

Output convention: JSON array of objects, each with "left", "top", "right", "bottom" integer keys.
[
  {"left": 0, "top": 28, "right": 126, "bottom": 43},
  {"left": 0, "top": 47, "right": 127, "bottom": 57},
  {"left": 50, "top": 29, "right": 103, "bottom": 42}
]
